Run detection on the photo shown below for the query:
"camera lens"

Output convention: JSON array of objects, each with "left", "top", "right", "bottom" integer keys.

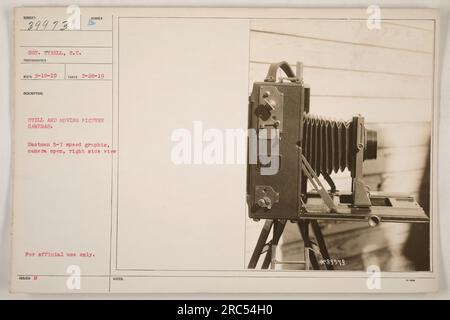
[{"left": 364, "top": 128, "right": 377, "bottom": 160}]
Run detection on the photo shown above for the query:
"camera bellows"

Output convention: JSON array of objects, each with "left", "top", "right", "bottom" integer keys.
[{"left": 302, "top": 113, "right": 377, "bottom": 176}]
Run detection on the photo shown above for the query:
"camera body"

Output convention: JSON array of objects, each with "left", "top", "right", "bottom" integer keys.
[
  {"left": 247, "top": 62, "right": 427, "bottom": 224},
  {"left": 247, "top": 77, "right": 305, "bottom": 220}
]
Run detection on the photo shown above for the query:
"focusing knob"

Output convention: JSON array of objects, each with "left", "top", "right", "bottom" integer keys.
[{"left": 257, "top": 197, "right": 273, "bottom": 210}]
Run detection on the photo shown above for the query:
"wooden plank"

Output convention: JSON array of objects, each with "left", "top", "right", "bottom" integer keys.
[
  {"left": 248, "top": 77, "right": 433, "bottom": 123},
  {"left": 281, "top": 222, "right": 412, "bottom": 270},
  {"left": 251, "top": 19, "right": 434, "bottom": 53},
  {"left": 364, "top": 145, "right": 428, "bottom": 175},
  {"left": 306, "top": 65, "right": 431, "bottom": 99},
  {"left": 380, "top": 169, "right": 427, "bottom": 194},
  {"left": 330, "top": 170, "right": 425, "bottom": 193},
  {"left": 250, "top": 62, "right": 432, "bottom": 99},
  {"left": 366, "top": 122, "right": 431, "bottom": 148},
  {"left": 282, "top": 220, "right": 369, "bottom": 244},
  {"left": 308, "top": 96, "right": 432, "bottom": 123},
  {"left": 250, "top": 31, "right": 433, "bottom": 76},
  {"left": 311, "top": 164, "right": 424, "bottom": 190},
  {"left": 323, "top": 222, "right": 410, "bottom": 259},
  {"left": 336, "top": 242, "right": 415, "bottom": 271}
]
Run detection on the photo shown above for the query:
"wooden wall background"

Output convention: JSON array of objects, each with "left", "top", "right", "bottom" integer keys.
[{"left": 245, "top": 19, "right": 434, "bottom": 271}]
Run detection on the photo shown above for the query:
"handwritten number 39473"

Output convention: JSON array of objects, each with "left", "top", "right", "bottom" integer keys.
[{"left": 27, "top": 20, "right": 68, "bottom": 31}]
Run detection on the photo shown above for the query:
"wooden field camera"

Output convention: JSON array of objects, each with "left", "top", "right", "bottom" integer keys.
[{"left": 246, "top": 62, "right": 429, "bottom": 270}]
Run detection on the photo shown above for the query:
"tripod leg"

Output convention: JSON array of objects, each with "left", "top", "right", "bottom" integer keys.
[
  {"left": 248, "top": 220, "right": 274, "bottom": 269},
  {"left": 261, "top": 220, "right": 286, "bottom": 269},
  {"left": 297, "top": 221, "right": 320, "bottom": 270},
  {"left": 311, "top": 220, "right": 334, "bottom": 271}
]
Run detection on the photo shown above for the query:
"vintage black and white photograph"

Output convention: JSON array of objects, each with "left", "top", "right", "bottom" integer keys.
[
  {"left": 245, "top": 18, "right": 434, "bottom": 272},
  {"left": 6, "top": 6, "right": 443, "bottom": 296}
]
